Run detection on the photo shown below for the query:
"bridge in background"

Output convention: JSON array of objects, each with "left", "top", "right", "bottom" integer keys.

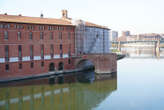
[
  {"left": 111, "top": 40, "right": 164, "bottom": 45},
  {"left": 111, "top": 40, "right": 164, "bottom": 57}
]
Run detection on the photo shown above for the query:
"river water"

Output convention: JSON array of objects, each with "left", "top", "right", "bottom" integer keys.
[{"left": 0, "top": 47, "right": 164, "bottom": 110}]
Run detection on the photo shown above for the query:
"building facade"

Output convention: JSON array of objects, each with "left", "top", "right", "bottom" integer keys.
[
  {"left": 84, "top": 26, "right": 110, "bottom": 54},
  {"left": 72, "top": 20, "right": 111, "bottom": 55},
  {"left": 0, "top": 14, "right": 75, "bottom": 79},
  {"left": 122, "top": 30, "right": 130, "bottom": 37}
]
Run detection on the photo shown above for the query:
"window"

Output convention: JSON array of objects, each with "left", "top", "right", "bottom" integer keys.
[
  {"left": 0, "top": 24, "right": 10, "bottom": 29},
  {"left": 4, "top": 31, "right": 8, "bottom": 40},
  {"left": 60, "top": 44, "right": 63, "bottom": 58},
  {"left": 60, "top": 52, "right": 63, "bottom": 58},
  {"left": 68, "top": 59, "right": 71, "bottom": 64},
  {"left": 41, "top": 61, "right": 44, "bottom": 67},
  {"left": 68, "top": 51, "right": 71, "bottom": 57},
  {"left": 60, "top": 44, "right": 62, "bottom": 50},
  {"left": 15, "top": 25, "right": 24, "bottom": 29},
  {"left": 59, "top": 26, "right": 64, "bottom": 30},
  {"left": 20, "top": 25, "right": 24, "bottom": 29},
  {"left": 28, "top": 25, "right": 34, "bottom": 30},
  {"left": 57, "top": 26, "right": 59, "bottom": 30},
  {"left": 6, "top": 24, "right": 10, "bottom": 28},
  {"left": 48, "top": 26, "right": 53, "bottom": 30},
  {"left": 39, "top": 26, "right": 44, "bottom": 30},
  {"left": 40, "top": 32, "right": 44, "bottom": 40},
  {"left": 3, "top": 24, "right": 10, "bottom": 28},
  {"left": 0, "top": 24, "right": 3, "bottom": 28},
  {"left": 14, "top": 24, "right": 17, "bottom": 29},
  {"left": 18, "top": 32, "right": 21, "bottom": 40},
  {"left": 5, "top": 45, "right": 9, "bottom": 62},
  {"left": 41, "top": 44, "right": 44, "bottom": 59},
  {"left": 18, "top": 45, "right": 22, "bottom": 60},
  {"left": 30, "top": 45, "right": 33, "bottom": 60},
  {"left": 30, "top": 62, "right": 34, "bottom": 68},
  {"left": 50, "top": 44, "right": 54, "bottom": 58},
  {"left": 5, "top": 64, "right": 9, "bottom": 71},
  {"left": 19, "top": 63, "right": 22, "bottom": 69},
  {"left": 29, "top": 32, "right": 33, "bottom": 40},
  {"left": 68, "top": 44, "right": 71, "bottom": 57},
  {"left": 59, "top": 32, "right": 62, "bottom": 40},
  {"left": 50, "top": 32, "right": 53, "bottom": 40}
]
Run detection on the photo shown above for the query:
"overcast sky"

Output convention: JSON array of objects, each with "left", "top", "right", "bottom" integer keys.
[{"left": 0, "top": 0, "right": 164, "bottom": 35}]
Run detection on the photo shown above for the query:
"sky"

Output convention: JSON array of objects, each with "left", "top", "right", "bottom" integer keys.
[{"left": 0, "top": 0, "right": 164, "bottom": 35}]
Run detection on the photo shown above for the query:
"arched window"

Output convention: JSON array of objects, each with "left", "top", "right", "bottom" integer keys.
[
  {"left": 58, "top": 62, "right": 64, "bottom": 70},
  {"left": 49, "top": 63, "right": 55, "bottom": 71}
]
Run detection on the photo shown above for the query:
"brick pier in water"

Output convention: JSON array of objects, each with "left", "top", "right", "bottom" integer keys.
[{"left": 74, "top": 53, "right": 117, "bottom": 79}]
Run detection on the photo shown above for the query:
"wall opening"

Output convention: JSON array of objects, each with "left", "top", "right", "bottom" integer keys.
[
  {"left": 49, "top": 63, "right": 55, "bottom": 71},
  {"left": 58, "top": 62, "right": 64, "bottom": 70}
]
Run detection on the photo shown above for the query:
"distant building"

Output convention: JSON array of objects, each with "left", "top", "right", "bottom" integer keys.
[
  {"left": 123, "top": 33, "right": 162, "bottom": 42},
  {"left": 137, "top": 33, "right": 162, "bottom": 41},
  {"left": 126, "top": 35, "right": 137, "bottom": 41},
  {"left": 111, "top": 31, "right": 118, "bottom": 41},
  {"left": 117, "top": 36, "right": 127, "bottom": 42},
  {"left": 122, "top": 30, "right": 130, "bottom": 37},
  {"left": 160, "top": 34, "right": 164, "bottom": 40}
]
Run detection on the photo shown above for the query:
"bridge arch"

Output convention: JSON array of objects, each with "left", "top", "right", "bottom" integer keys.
[
  {"left": 76, "top": 59, "right": 94, "bottom": 69},
  {"left": 76, "top": 59, "right": 95, "bottom": 82}
]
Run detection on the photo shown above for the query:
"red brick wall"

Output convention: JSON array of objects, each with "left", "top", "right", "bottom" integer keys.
[
  {"left": 0, "top": 22, "right": 75, "bottom": 79},
  {"left": 76, "top": 53, "right": 117, "bottom": 74}
]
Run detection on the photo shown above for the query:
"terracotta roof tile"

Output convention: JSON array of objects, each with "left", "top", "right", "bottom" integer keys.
[
  {"left": 85, "top": 21, "right": 109, "bottom": 29},
  {"left": 0, "top": 14, "right": 73, "bottom": 26},
  {"left": 0, "top": 14, "right": 109, "bottom": 29}
]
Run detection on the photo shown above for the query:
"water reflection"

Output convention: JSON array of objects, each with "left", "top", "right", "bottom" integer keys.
[
  {"left": 0, "top": 77, "right": 117, "bottom": 110},
  {"left": 121, "top": 47, "right": 164, "bottom": 58}
]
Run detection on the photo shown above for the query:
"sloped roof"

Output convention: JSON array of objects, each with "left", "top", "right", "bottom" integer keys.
[
  {"left": 0, "top": 14, "right": 73, "bottom": 26},
  {"left": 85, "top": 21, "right": 109, "bottom": 29},
  {"left": 0, "top": 13, "right": 110, "bottom": 29}
]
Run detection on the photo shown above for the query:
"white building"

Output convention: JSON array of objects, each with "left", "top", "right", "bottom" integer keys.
[
  {"left": 62, "top": 10, "right": 111, "bottom": 55},
  {"left": 84, "top": 25, "right": 110, "bottom": 54},
  {"left": 72, "top": 20, "right": 111, "bottom": 54}
]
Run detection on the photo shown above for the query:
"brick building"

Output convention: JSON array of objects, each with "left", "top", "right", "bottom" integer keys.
[{"left": 0, "top": 12, "right": 75, "bottom": 79}]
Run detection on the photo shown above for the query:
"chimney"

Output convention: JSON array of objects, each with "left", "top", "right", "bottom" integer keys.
[
  {"left": 62, "top": 10, "right": 68, "bottom": 19},
  {"left": 40, "top": 13, "right": 43, "bottom": 18}
]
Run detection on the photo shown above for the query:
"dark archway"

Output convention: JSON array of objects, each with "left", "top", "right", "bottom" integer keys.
[
  {"left": 58, "top": 62, "right": 64, "bottom": 70},
  {"left": 76, "top": 59, "right": 94, "bottom": 69},
  {"left": 76, "top": 59, "right": 95, "bottom": 83},
  {"left": 49, "top": 63, "right": 55, "bottom": 71}
]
